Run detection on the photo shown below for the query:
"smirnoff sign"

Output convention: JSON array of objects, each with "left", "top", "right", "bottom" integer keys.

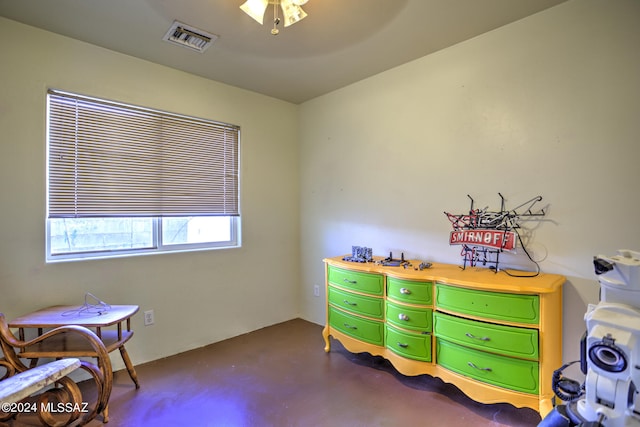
[{"left": 449, "top": 229, "right": 517, "bottom": 251}]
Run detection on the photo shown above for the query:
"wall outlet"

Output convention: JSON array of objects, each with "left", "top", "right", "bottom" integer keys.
[
  {"left": 144, "top": 309, "right": 155, "bottom": 326},
  {"left": 314, "top": 285, "right": 320, "bottom": 297}
]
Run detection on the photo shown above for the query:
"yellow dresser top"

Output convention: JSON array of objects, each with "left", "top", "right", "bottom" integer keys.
[{"left": 324, "top": 256, "right": 565, "bottom": 294}]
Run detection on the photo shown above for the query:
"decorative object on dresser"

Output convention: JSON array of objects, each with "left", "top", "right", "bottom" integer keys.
[
  {"left": 444, "top": 193, "right": 547, "bottom": 272},
  {"left": 322, "top": 255, "right": 565, "bottom": 417}
]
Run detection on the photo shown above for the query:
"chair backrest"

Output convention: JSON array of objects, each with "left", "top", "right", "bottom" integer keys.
[{"left": 0, "top": 312, "right": 27, "bottom": 373}]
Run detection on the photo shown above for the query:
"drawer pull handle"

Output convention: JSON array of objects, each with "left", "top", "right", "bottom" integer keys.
[
  {"left": 343, "top": 278, "right": 357, "bottom": 284},
  {"left": 399, "top": 288, "right": 412, "bottom": 295},
  {"left": 397, "top": 342, "right": 409, "bottom": 348},
  {"left": 343, "top": 323, "right": 358, "bottom": 330},
  {"left": 398, "top": 313, "right": 410, "bottom": 321},
  {"left": 467, "top": 362, "right": 492, "bottom": 372},
  {"left": 465, "top": 333, "right": 490, "bottom": 342},
  {"left": 343, "top": 300, "right": 357, "bottom": 306}
]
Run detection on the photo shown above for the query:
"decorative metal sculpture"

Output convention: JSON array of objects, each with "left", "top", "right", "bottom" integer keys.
[{"left": 444, "top": 193, "right": 546, "bottom": 271}]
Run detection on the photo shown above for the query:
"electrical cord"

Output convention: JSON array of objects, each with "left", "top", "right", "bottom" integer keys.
[
  {"left": 552, "top": 360, "right": 584, "bottom": 402},
  {"left": 502, "top": 226, "right": 541, "bottom": 278},
  {"left": 62, "top": 292, "right": 111, "bottom": 316}
]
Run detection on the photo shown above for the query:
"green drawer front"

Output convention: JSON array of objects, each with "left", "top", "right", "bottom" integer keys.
[
  {"left": 435, "top": 284, "right": 539, "bottom": 325},
  {"left": 386, "top": 301, "right": 433, "bottom": 333},
  {"left": 329, "top": 286, "right": 384, "bottom": 319},
  {"left": 434, "top": 312, "right": 539, "bottom": 359},
  {"left": 436, "top": 339, "right": 539, "bottom": 394},
  {"left": 328, "top": 266, "right": 384, "bottom": 296},
  {"left": 387, "top": 278, "right": 433, "bottom": 305},
  {"left": 329, "top": 307, "right": 384, "bottom": 346},
  {"left": 385, "top": 325, "right": 432, "bottom": 362}
]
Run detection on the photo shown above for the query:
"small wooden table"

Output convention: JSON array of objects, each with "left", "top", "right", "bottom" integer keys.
[{"left": 9, "top": 305, "right": 140, "bottom": 389}]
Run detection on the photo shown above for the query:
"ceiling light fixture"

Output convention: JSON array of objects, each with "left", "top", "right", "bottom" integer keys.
[{"left": 240, "top": 0, "right": 309, "bottom": 35}]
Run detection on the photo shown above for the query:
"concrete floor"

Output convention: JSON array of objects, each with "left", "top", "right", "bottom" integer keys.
[{"left": 6, "top": 319, "right": 542, "bottom": 426}]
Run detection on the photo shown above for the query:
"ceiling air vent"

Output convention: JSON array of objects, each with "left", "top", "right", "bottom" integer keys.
[{"left": 163, "top": 20, "right": 217, "bottom": 53}]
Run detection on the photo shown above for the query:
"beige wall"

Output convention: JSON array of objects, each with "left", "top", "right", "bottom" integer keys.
[
  {"left": 0, "top": 17, "right": 301, "bottom": 369},
  {"left": 299, "top": 0, "right": 640, "bottom": 363},
  {"left": 2, "top": 0, "right": 639, "bottom": 372}
]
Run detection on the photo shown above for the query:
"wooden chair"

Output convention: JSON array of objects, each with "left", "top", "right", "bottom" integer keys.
[{"left": 0, "top": 313, "right": 113, "bottom": 426}]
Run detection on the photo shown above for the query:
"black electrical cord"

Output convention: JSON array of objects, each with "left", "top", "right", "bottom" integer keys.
[
  {"left": 551, "top": 360, "right": 584, "bottom": 402},
  {"left": 502, "top": 226, "right": 541, "bottom": 278}
]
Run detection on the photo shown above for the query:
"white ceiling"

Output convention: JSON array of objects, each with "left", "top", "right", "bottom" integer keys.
[{"left": 0, "top": 0, "right": 567, "bottom": 104}]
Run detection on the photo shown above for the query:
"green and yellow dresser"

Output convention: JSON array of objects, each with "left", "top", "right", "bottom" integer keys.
[{"left": 322, "top": 255, "right": 564, "bottom": 416}]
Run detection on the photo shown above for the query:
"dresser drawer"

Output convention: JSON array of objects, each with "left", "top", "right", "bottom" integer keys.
[
  {"left": 386, "top": 301, "right": 433, "bottom": 333},
  {"left": 385, "top": 325, "right": 431, "bottom": 362},
  {"left": 328, "top": 266, "right": 384, "bottom": 296},
  {"left": 329, "top": 307, "right": 384, "bottom": 346},
  {"left": 434, "top": 312, "right": 538, "bottom": 359},
  {"left": 328, "top": 286, "right": 384, "bottom": 319},
  {"left": 436, "top": 339, "right": 539, "bottom": 394},
  {"left": 436, "top": 284, "right": 539, "bottom": 325},
  {"left": 387, "top": 278, "right": 432, "bottom": 305}
]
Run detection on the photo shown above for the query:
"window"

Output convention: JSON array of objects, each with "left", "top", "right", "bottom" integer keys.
[{"left": 46, "top": 90, "right": 240, "bottom": 261}]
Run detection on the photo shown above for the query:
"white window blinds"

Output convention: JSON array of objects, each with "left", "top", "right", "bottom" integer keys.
[{"left": 47, "top": 90, "right": 240, "bottom": 218}]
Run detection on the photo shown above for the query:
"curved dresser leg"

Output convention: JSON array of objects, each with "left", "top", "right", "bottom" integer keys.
[{"left": 322, "top": 325, "right": 331, "bottom": 353}]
